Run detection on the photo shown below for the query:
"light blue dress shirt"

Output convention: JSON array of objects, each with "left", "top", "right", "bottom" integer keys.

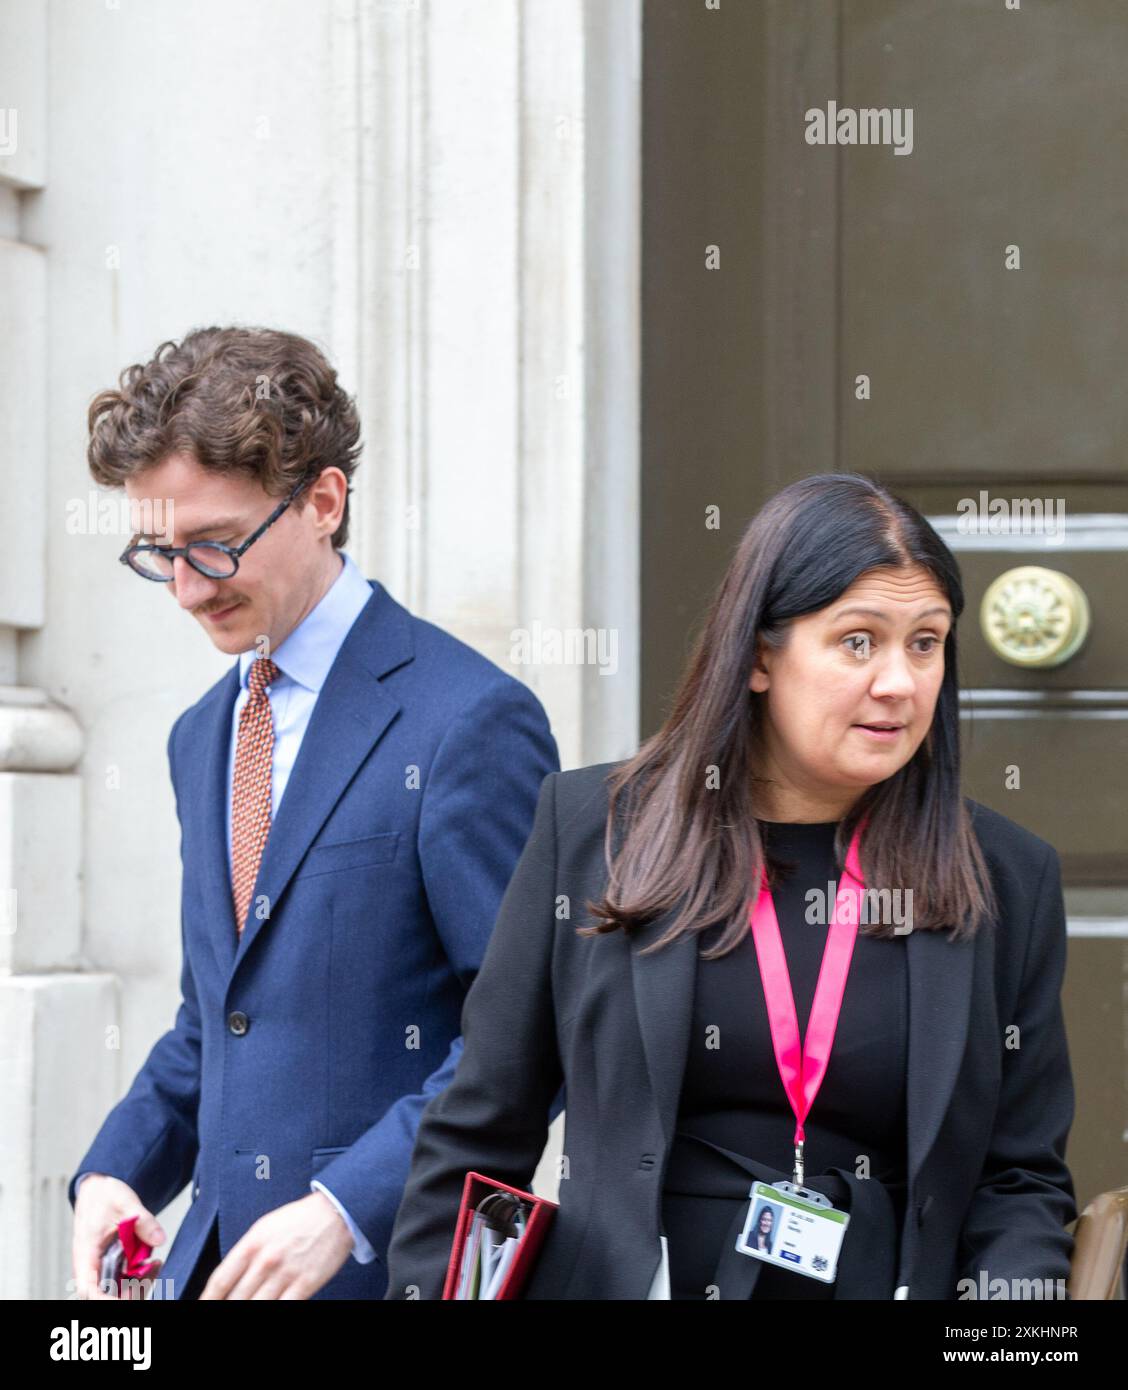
[{"left": 78, "top": 549, "right": 380, "bottom": 1266}]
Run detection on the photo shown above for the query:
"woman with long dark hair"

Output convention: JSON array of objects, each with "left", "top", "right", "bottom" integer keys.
[{"left": 385, "top": 473, "right": 1077, "bottom": 1300}]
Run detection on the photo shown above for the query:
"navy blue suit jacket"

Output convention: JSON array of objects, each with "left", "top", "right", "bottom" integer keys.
[{"left": 69, "top": 578, "right": 560, "bottom": 1298}]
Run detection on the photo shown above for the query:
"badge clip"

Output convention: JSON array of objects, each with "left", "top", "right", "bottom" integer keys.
[
  {"left": 765, "top": 1139, "right": 832, "bottom": 1208},
  {"left": 767, "top": 1179, "right": 833, "bottom": 1209}
]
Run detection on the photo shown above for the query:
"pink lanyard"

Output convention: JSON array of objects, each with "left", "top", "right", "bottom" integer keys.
[{"left": 748, "top": 819, "right": 867, "bottom": 1189}]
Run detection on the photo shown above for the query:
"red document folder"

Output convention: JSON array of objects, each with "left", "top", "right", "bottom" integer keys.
[{"left": 441, "top": 1172, "right": 559, "bottom": 1300}]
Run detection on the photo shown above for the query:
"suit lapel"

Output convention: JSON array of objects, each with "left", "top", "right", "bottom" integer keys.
[
  {"left": 629, "top": 903, "right": 976, "bottom": 1235},
  {"left": 197, "top": 664, "right": 241, "bottom": 978},
  {"left": 903, "top": 924, "right": 976, "bottom": 1185},
  {"left": 629, "top": 909, "right": 697, "bottom": 1150}
]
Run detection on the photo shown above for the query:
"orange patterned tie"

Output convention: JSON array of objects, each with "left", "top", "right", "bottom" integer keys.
[{"left": 231, "top": 657, "right": 280, "bottom": 935}]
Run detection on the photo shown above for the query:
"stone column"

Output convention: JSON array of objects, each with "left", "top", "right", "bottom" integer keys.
[
  {"left": 332, "top": 0, "right": 641, "bottom": 771},
  {"left": 0, "top": 0, "right": 108, "bottom": 1301}
]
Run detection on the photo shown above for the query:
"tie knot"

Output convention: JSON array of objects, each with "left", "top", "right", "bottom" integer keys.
[{"left": 248, "top": 657, "right": 280, "bottom": 696}]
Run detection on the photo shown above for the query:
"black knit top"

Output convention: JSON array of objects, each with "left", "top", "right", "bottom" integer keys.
[{"left": 661, "top": 819, "right": 909, "bottom": 1299}]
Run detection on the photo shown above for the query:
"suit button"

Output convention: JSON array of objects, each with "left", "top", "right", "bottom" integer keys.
[
  {"left": 227, "top": 1010, "right": 250, "bottom": 1036},
  {"left": 192, "top": 1183, "right": 200, "bottom": 1201}
]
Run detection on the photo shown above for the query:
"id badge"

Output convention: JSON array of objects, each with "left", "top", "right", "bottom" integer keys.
[{"left": 735, "top": 1180, "right": 849, "bottom": 1283}]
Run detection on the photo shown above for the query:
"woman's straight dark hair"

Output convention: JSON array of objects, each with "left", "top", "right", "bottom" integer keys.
[{"left": 585, "top": 472, "right": 998, "bottom": 957}]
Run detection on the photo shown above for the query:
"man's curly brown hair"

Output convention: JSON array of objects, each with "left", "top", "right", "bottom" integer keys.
[{"left": 87, "top": 326, "right": 362, "bottom": 548}]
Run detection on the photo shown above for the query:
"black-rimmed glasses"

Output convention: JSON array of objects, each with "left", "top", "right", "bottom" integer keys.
[{"left": 119, "top": 480, "right": 309, "bottom": 582}]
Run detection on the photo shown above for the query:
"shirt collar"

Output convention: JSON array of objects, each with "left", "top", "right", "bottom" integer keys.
[{"left": 237, "top": 550, "right": 373, "bottom": 694}]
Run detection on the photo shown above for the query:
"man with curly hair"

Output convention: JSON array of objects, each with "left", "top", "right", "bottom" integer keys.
[{"left": 67, "top": 326, "right": 559, "bottom": 1300}]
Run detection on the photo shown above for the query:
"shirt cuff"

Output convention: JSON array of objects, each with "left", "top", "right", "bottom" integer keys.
[{"left": 310, "top": 1180, "right": 377, "bottom": 1264}]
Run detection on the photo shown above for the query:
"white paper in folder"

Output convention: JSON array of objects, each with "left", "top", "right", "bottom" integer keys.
[{"left": 646, "top": 1235, "right": 671, "bottom": 1300}]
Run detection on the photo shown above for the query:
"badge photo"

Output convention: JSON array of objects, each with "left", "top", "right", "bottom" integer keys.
[{"left": 735, "top": 1180, "right": 850, "bottom": 1283}]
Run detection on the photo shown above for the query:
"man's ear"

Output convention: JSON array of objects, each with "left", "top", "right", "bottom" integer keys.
[{"left": 301, "top": 467, "right": 347, "bottom": 538}]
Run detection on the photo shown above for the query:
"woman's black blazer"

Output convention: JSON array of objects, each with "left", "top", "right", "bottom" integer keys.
[{"left": 384, "top": 762, "right": 1078, "bottom": 1300}]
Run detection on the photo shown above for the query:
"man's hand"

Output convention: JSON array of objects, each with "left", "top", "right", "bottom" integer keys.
[
  {"left": 72, "top": 1175, "right": 167, "bottom": 1300},
  {"left": 199, "top": 1191, "right": 353, "bottom": 1300}
]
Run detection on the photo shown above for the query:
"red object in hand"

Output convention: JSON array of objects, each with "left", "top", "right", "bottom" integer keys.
[{"left": 117, "top": 1214, "right": 159, "bottom": 1282}]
